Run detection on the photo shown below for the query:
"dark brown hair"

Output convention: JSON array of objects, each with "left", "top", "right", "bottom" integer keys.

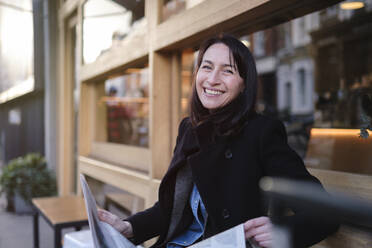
[{"left": 189, "top": 33, "right": 258, "bottom": 136}]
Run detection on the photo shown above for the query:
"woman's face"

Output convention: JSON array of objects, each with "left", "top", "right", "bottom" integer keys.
[{"left": 196, "top": 43, "right": 244, "bottom": 110}]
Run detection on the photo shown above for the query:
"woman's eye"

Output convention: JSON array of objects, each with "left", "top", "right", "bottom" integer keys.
[
  {"left": 201, "top": 65, "right": 212, "bottom": 70},
  {"left": 224, "top": 69, "right": 233, "bottom": 74}
]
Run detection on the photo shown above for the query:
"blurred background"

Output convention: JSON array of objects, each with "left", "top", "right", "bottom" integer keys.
[{"left": 1, "top": 0, "right": 372, "bottom": 247}]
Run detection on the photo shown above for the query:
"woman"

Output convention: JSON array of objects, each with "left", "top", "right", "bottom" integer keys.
[{"left": 98, "top": 34, "right": 338, "bottom": 248}]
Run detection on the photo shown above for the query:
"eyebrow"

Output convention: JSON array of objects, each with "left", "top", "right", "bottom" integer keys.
[{"left": 202, "top": 59, "right": 235, "bottom": 69}]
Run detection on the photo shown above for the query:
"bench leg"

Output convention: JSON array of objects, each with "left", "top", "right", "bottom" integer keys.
[
  {"left": 33, "top": 212, "right": 39, "bottom": 248},
  {"left": 54, "top": 227, "right": 62, "bottom": 248}
]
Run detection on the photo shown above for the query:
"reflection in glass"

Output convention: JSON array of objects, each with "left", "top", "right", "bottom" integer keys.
[
  {"left": 298, "top": 69, "right": 306, "bottom": 106},
  {"left": 100, "top": 67, "right": 149, "bottom": 147},
  {"left": 162, "top": 0, "right": 206, "bottom": 21},
  {"left": 0, "top": 0, "right": 34, "bottom": 98},
  {"left": 241, "top": 0, "right": 372, "bottom": 174},
  {"left": 181, "top": 49, "right": 197, "bottom": 118},
  {"left": 83, "top": 0, "right": 145, "bottom": 64},
  {"left": 174, "top": 1, "right": 372, "bottom": 175}
]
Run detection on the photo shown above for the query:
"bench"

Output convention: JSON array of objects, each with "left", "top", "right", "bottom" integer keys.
[
  {"left": 32, "top": 196, "right": 89, "bottom": 248},
  {"left": 304, "top": 128, "right": 372, "bottom": 247},
  {"left": 309, "top": 168, "right": 372, "bottom": 247},
  {"left": 104, "top": 193, "right": 144, "bottom": 216}
]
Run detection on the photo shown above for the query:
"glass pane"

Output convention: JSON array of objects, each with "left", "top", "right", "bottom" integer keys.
[
  {"left": 0, "top": 0, "right": 34, "bottom": 101},
  {"left": 234, "top": 0, "right": 372, "bottom": 174},
  {"left": 83, "top": 0, "right": 145, "bottom": 64},
  {"left": 181, "top": 49, "right": 197, "bottom": 118},
  {"left": 97, "top": 66, "right": 149, "bottom": 148},
  {"left": 174, "top": 0, "right": 372, "bottom": 175}
]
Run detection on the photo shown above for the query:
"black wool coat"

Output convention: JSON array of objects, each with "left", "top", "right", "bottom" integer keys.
[{"left": 127, "top": 113, "right": 338, "bottom": 248}]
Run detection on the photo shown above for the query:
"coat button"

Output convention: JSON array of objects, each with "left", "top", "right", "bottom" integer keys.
[
  {"left": 225, "top": 149, "right": 232, "bottom": 159},
  {"left": 222, "top": 209, "right": 230, "bottom": 219}
]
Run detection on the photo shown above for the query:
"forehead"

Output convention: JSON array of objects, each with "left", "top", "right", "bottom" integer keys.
[{"left": 202, "top": 43, "right": 233, "bottom": 65}]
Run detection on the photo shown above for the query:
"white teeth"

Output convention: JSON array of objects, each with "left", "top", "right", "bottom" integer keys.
[{"left": 205, "top": 88, "right": 223, "bottom": 95}]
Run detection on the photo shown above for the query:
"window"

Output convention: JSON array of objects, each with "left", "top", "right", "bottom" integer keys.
[
  {"left": 298, "top": 68, "right": 306, "bottom": 106},
  {"left": 285, "top": 82, "right": 292, "bottom": 111},
  {"left": 0, "top": 0, "right": 34, "bottom": 103},
  {"left": 181, "top": 49, "right": 198, "bottom": 118},
  {"left": 96, "top": 66, "right": 149, "bottom": 148},
  {"left": 253, "top": 31, "right": 265, "bottom": 57},
  {"left": 240, "top": 0, "right": 372, "bottom": 175},
  {"left": 83, "top": 0, "right": 145, "bottom": 64}
]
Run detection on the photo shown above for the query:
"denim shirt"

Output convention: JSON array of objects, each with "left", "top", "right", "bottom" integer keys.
[{"left": 167, "top": 184, "right": 207, "bottom": 248}]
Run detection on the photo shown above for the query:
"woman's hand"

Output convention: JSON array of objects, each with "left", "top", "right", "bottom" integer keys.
[
  {"left": 244, "top": 216, "right": 272, "bottom": 248},
  {"left": 97, "top": 209, "right": 133, "bottom": 238}
]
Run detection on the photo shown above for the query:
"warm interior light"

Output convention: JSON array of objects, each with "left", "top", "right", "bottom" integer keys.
[
  {"left": 310, "top": 128, "right": 367, "bottom": 136},
  {"left": 340, "top": 1, "right": 365, "bottom": 10}
]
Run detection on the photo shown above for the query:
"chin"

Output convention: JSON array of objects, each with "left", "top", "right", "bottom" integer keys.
[{"left": 202, "top": 103, "right": 223, "bottom": 110}]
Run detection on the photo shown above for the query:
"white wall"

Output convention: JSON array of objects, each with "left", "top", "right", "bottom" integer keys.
[{"left": 277, "top": 59, "right": 314, "bottom": 115}]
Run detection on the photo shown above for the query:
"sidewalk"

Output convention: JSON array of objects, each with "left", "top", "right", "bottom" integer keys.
[{"left": 0, "top": 194, "right": 83, "bottom": 248}]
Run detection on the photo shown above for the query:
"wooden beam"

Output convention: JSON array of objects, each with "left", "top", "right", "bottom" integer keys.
[
  {"left": 153, "top": 0, "right": 342, "bottom": 51},
  {"left": 57, "top": 17, "right": 75, "bottom": 196},
  {"left": 94, "top": 83, "right": 107, "bottom": 142},
  {"left": 91, "top": 142, "right": 150, "bottom": 173},
  {"left": 150, "top": 51, "right": 172, "bottom": 179},
  {"left": 78, "top": 82, "right": 94, "bottom": 156},
  {"left": 59, "top": 0, "right": 80, "bottom": 21},
  {"left": 80, "top": 31, "right": 149, "bottom": 83},
  {"left": 75, "top": 0, "right": 342, "bottom": 83},
  {"left": 171, "top": 53, "right": 182, "bottom": 151},
  {"left": 78, "top": 156, "right": 151, "bottom": 199},
  {"left": 145, "top": 0, "right": 163, "bottom": 27}
]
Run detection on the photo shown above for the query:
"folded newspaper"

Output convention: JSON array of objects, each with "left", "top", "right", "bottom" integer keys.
[
  {"left": 80, "top": 174, "right": 250, "bottom": 248},
  {"left": 188, "top": 224, "right": 247, "bottom": 248},
  {"left": 80, "top": 174, "right": 137, "bottom": 248}
]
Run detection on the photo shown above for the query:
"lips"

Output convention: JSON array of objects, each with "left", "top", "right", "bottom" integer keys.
[{"left": 204, "top": 88, "right": 224, "bottom": 96}]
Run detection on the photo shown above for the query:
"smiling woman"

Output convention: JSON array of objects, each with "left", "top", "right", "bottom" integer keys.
[
  {"left": 98, "top": 34, "right": 339, "bottom": 248},
  {"left": 196, "top": 43, "right": 244, "bottom": 110},
  {"left": 190, "top": 34, "right": 258, "bottom": 136}
]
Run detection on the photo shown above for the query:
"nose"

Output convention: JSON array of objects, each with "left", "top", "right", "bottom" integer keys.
[{"left": 207, "top": 69, "right": 221, "bottom": 86}]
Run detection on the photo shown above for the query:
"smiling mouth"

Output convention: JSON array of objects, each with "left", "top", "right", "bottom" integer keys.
[{"left": 204, "top": 88, "right": 224, "bottom": 95}]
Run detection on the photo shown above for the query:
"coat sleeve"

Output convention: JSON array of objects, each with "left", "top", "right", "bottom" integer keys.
[
  {"left": 126, "top": 202, "right": 165, "bottom": 245},
  {"left": 260, "top": 119, "right": 339, "bottom": 248},
  {"left": 125, "top": 117, "right": 190, "bottom": 245}
]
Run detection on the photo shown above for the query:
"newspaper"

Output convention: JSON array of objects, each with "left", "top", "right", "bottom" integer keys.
[
  {"left": 80, "top": 174, "right": 253, "bottom": 248},
  {"left": 80, "top": 174, "right": 137, "bottom": 248},
  {"left": 188, "top": 224, "right": 247, "bottom": 248}
]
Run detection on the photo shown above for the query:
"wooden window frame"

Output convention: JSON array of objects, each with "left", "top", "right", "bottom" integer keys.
[{"left": 58, "top": 0, "right": 346, "bottom": 210}]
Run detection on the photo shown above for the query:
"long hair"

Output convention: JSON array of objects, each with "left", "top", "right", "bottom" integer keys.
[{"left": 189, "top": 34, "right": 258, "bottom": 136}]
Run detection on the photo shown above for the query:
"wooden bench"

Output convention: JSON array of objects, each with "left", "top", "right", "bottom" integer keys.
[
  {"left": 304, "top": 128, "right": 372, "bottom": 248},
  {"left": 308, "top": 168, "right": 372, "bottom": 247},
  {"left": 32, "top": 196, "right": 89, "bottom": 248},
  {"left": 104, "top": 193, "right": 144, "bottom": 216}
]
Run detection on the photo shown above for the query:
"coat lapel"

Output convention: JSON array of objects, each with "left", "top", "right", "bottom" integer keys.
[{"left": 164, "top": 163, "right": 193, "bottom": 242}]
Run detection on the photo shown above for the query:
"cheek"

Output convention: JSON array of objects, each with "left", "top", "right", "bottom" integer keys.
[
  {"left": 228, "top": 79, "right": 244, "bottom": 97},
  {"left": 195, "top": 74, "right": 203, "bottom": 94},
  {"left": 236, "top": 78, "right": 245, "bottom": 93}
]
